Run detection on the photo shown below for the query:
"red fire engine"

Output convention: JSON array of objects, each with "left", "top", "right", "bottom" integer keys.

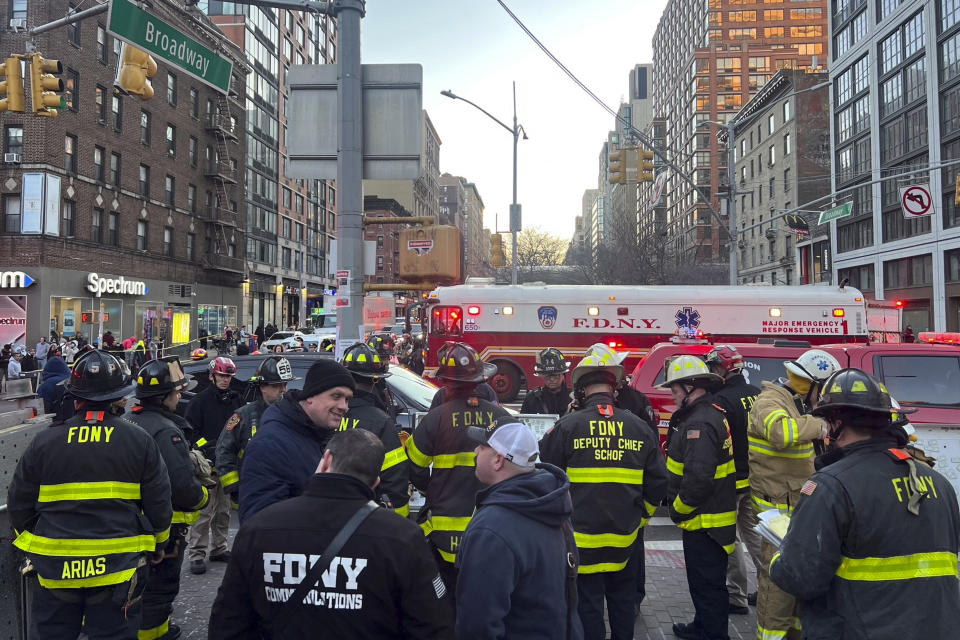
[{"left": 420, "top": 281, "right": 869, "bottom": 402}]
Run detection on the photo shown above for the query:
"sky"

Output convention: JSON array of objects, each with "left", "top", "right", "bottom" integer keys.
[{"left": 362, "top": 0, "right": 669, "bottom": 240}]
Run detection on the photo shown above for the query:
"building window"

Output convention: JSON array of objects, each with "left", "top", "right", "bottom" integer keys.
[
  {"left": 64, "top": 69, "right": 78, "bottom": 111},
  {"left": 139, "top": 164, "right": 150, "bottom": 198},
  {"left": 376, "top": 256, "right": 384, "bottom": 271},
  {"left": 166, "top": 124, "right": 176, "bottom": 156},
  {"left": 11, "top": 0, "right": 26, "bottom": 20},
  {"left": 68, "top": 5, "right": 80, "bottom": 46},
  {"left": 784, "top": 168, "right": 791, "bottom": 191},
  {"left": 110, "top": 152, "right": 121, "bottom": 187},
  {"left": 187, "top": 184, "right": 197, "bottom": 213},
  {"left": 62, "top": 200, "right": 75, "bottom": 237},
  {"left": 108, "top": 212, "right": 119, "bottom": 246},
  {"left": 282, "top": 247, "right": 292, "bottom": 269},
  {"left": 188, "top": 136, "right": 198, "bottom": 167},
  {"left": 163, "top": 226, "right": 173, "bottom": 256},
  {"left": 140, "top": 110, "right": 151, "bottom": 145},
  {"left": 64, "top": 134, "right": 77, "bottom": 174},
  {"left": 97, "top": 25, "right": 108, "bottom": 63},
  {"left": 94, "top": 85, "right": 106, "bottom": 123},
  {"left": 187, "top": 233, "right": 195, "bottom": 261},
  {"left": 92, "top": 208, "right": 103, "bottom": 243},
  {"left": 884, "top": 254, "right": 932, "bottom": 289},
  {"left": 769, "top": 145, "right": 776, "bottom": 166},
  {"left": 167, "top": 72, "right": 177, "bottom": 106},
  {"left": 295, "top": 194, "right": 303, "bottom": 214},
  {"left": 137, "top": 220, "right": 148, "bottom": 251},
  {"left": 783, "top": 101, "right": 791, "bottom": 122},
  {"left": 768, "top": 113, "right": 776, "bottom": 134},
  {"left": 3, "top": 194, "right": 21, "bottom": 233},
  {"left": 282, "top": 187, "right": 292, "bottom": 209},
  {"left": 165, "top": 175, "right": 175, "bottom": 206},
  {"left": 377, "top": 234, "right": 384, "bottom": 249},
  {"left": 784, "top": 133, "right": 791, "bottom": 156},
  {"left": 112, "top": 94, "right": 122, "bottom": 131},
  {"left": 93, "top": 146, "right": 105, "bottom": 182},
  {"left": 5, "top": 126, "right": 22, "bottom": 155},
  {"left": 189, "top": 87, "right": 199, "bottom": 118}
]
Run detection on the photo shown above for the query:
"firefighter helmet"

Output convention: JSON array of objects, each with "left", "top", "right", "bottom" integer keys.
[
  {"left": 135, "top": 356, "right": 189, "bottom": 399},
  {"left": 251, "top": 355, "right": 299, "bottom": 385},
  {"left": 342, "top": 342, "right": 391, "bottom": 378},
  {"left": 190, "top": 348, "right": 208, "bottom": 361},
  {"left": 583, "top": 343, "right": 629, "bottom": 366},
  {"left": 534, "top": 348, "right": 570, "bottom": 375},
  {"left": 209, "top": 356, "right": 237, "bottom": 377},
  {"left": 66, "top": 349, "right": 135, "bottom": 402},
  {"left": 812, "top": 368, "right": 892, "bottom": 416},
  {"left": 367, "top": 333, "right": 396, "bottom": 357},
  {"left": 657, "top": 355, "right": 723, "bottom": 388},
  {"left": 571, "top": 352, "right": 624, "bottom": 389},
  {"left": 704, "top": 345, "right": 744, "bottom": 374},
  {"left": 785, "top": 349, "right": 842, "bottom": 382},
  {"left": 435, "top": 341, "right": 497, "bottom": 383}
]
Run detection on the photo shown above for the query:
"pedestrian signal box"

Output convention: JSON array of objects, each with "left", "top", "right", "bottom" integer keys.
[
  {"left": 398, "top": 225, "right": 462, "bottom": 285},
  {"left": 81, "top": 312, "right": 94, "bottom": 324}
]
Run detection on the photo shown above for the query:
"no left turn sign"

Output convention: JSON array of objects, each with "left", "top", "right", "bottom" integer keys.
[{"left": 899, "top": 184, "right": 935, "bottom": 218}]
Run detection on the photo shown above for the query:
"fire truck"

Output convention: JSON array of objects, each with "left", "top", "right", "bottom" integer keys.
[{"left": 420, "top": 280, "right": 869, "bottom": 402}]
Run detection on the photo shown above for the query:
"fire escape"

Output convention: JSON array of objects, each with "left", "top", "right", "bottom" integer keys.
[{"left": 202, "top": 93, "right": 244, "bottom": 274}]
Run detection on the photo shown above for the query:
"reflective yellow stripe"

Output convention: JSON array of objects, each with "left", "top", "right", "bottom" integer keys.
[
  {"left": 752, "top": 495, "right": 792, "bottom": 513},
  {"left": 573, "top": 526, "right": 640, "bottom": 549},
  {"left": 578, "top": 559, "right": 628, "bottom": 574},
  {"left": 172, "top": 510, "right": 201, "bottom": 525},
  {"left": 382, "top": 447, "right": 408, "bottom": 471},
  {"left": 677, "top": 510, "right": 736, "bottom": 531},
  {"left": 748, "top": 436, "right": 814, "bottom": 459},
  {"left": 673, "top": 496, "right": 696, "bottom": 515},
  {"left": 138, "top": 617, "right": 170, "bottom": 640},
  {"left": 769, "top": 551, "right": 781, "bottom": 572},
  {"left": 567, "top": 467, "right": 644, "bottom": 484},
  {"left": 37, "top": 481, "right": 141, "bottom": 502},
  {"left": 38, "top": 567, "right": 137, "bottom": 589},
  {"left": 714, "top": 459, "right": 736, "bottom": 479},
  {"left": 429, "top": 515, "right": 472, "bottom": 532},
  {"left": 757, "top": 625, "right": 789, "bottom": 640},
  {"left": 436, "top": 548, "right": 457, "bottom": 563},
  {"left": 14, "top": 531, "right": 158, "bottom": 556},
  {"left": 432, "top": 452, "right": 476, "bottom": 469},
  {"left": 220, "top": 471, "right": 239, "bottom": 489},
  {"left": 666, "top": 456, "right": 684, "bottom": 476},
  {"left": 405, "top": 437, "right": 433, "bottom": 468},
  {"left": 762, "top": 409, "right": 788, "bottom": 437},
  {"left": 419, "top": 520, "right": 433, "bottom": 536},
  {"left": 193, "top": 486, "right": 210, "bottom": 510},
  {"left": 394, "top": 503, "right": 410, "bottom": 518},
  {"left": 155, "top": 528, "right": 170, "bottom": 545},
  {"left": 736, "top": 478, "right": 751, "bottom": 490},
  {"left": 723, "top": 543, "right": 736, "bottom": 554},
  {"left": 836, "top": 552, "right": 959, "bottom": 581},
  {"left": 640, "top": 517, "right": 650, "bottom": 527},
  {"left": 643, "top": 500, "right": 658, "bottom": 517},
  {"left": 195, "top": 437, "right": 208, "bottom": 448}
]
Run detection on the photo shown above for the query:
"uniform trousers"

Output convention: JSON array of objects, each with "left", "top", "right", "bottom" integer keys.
[
  {"left": 187, "top": 482, "right": 230, "bottom": 561},
  {"left": 431, "top": 546, "right": 458, "bottom": 622},
  {"left": 727, "top": 491, "right": 763, "bottom": 607},
  {"left": 632, "top": 526, "right": 646, "bottom": 605},
  {"left": 139, "top": 526, "right": 188, "bottom": 639},
  {"left": 30, "top": 580, "right": 142, "bottom": 640},
  {"left": 756, "top": 538, "right": 802, "bottom": 640},
  {"left": 576, "top": 560, "right": 635, "bottom": 640},
  {"left": 682, "top": 530, "right": 731, "bottom": 640}
]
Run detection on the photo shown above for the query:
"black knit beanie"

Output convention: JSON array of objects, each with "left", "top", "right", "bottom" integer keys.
[{"left": 300, "top": 359, "right": 356, "bottom": 399}]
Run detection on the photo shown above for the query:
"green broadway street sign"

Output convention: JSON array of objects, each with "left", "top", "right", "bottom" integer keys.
[
  {"left": 107, "top": 0, "right": 232, "bottom": 94},
  {"left": 818, "top": 202, "right": 853, "bottom": 225}
]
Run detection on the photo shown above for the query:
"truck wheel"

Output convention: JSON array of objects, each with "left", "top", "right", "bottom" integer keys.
[{"left": 489, "top": 360, "right": 522, "bottom": 404}]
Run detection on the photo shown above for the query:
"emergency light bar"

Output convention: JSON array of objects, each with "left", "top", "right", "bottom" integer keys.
[{"left": 919, "top": 332, "right": 960, "bottom": 344}]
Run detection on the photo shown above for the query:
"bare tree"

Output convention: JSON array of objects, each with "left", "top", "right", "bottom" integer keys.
[{"left": 503, "top": 227, "right": 569, "bottom": 279}]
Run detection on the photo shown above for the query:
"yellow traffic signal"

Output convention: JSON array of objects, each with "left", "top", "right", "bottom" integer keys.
[
  {"left": 639, "top": 149, "right": 655, "bottom": 182},
  {"left": 116, "top": 44, "right": 158, "bottom": 100},
  {"left": 29, "top": 54, "right": 62, "bottom": 117},
  {"left": 0, "top": 57, "right": 25, "bottom": 113},
  {"left": 491, "top": 234, "right": 504, "bottom": 267},
  {"left": 608, "top": 149, "right": 626, "bottom": 184}
]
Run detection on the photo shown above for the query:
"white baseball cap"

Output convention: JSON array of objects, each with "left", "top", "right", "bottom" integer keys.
[{"left": 468, "top": 418, "right": 540, "bottom": 467}]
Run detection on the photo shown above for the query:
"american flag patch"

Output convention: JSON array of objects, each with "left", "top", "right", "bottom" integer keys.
[
  {"left": 687, "top": 430, "right": 700, "bottom": 439},
  {"left": 801, "top": 480, "right": 818, "bottom": 496},
  {"left": 433, "top": 574, "right": 447, "bottom": 599}
]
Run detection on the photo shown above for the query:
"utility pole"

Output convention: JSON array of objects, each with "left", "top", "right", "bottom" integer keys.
[
  {"left": 726, "top": 122, "right": 738, "bottom": 286},
  {"left": 510, "top": 81, "right": 520, "bottom": 286}
]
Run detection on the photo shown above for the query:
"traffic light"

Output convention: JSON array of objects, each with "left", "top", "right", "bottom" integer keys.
[
  {"left": 0, "top": 56, "right": 25, "bottom": 113},
  {"left": 608, "top": 149, "right": 626, "bottom": 184},
  {"left": 491, "top": 234, "right": 504, "bottom": 267},
  {"left": 638, "top": 149, "right": 655, "bottom": 182},
  {"left": 116, "top": 44, "right": 158, "bottom": 100},
  {"left": 29, "top": 53, "right": 62, "bottom": 117}
]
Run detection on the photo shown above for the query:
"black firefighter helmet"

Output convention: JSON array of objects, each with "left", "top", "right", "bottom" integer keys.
[
  {"left": 367, "top": 333, "right": 396, "bottom": 357},
  {"left": 341, "top": 342, "right": 391, "bottom": 379},
  {"left": 534, "top": 348, "right": 570, "bottom": 376},
  {"left": 436, "top": 341, "right": 497, "bottom": 383},
  {"left": 135, "top": 356, "right": 189, "bottom": 399},
  {"left": 812, "top": 368, "right": 893, "bottom": 417},
  {"left": 251, "top": 355, "right": 300, "bottom": 385},
  {"left": 67, "top": 349, "right": 135, "bottom": 403}
]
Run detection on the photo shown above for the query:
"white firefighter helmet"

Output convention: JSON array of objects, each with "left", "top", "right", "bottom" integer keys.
[
  {"left": 583, "top": 343, "right": 629, "bottom": 366},
  {"left": 657, "top": 354, "right": 723, "bottom": 388},
  {"left": 784, "top": 349, "right": 841, "bottom": 382},
  {"left": 571, "top": 352, "right": 624, "bottom": 389}
]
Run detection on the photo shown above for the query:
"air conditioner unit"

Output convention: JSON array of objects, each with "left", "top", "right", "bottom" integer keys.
[
  {"left": 9, "top": 18, "right": 26, "bottom": 30},
  {"left": 4, "top": 153, "right": 22, "bottom": 164}
]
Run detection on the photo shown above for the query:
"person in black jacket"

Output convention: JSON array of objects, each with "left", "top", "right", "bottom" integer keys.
[
  {"left": 128, "top": 356, "right": 210, "bottom": 640},
  {"left": 457, "top": 418, "right": 584, "bottom": 640},
  {"left": 208, "top": 428, "right": 453, "bottom": 639},
  {"left": 704, "top": 345, "right": 761, "bottom": 614},
  {"left": 7, "top": 349, "right": 171, "bottom": 640},
  {"left": 340, "top": 342, "right": 410, "bottom": 516},
  {"left": 520, "top": 347, "right": 573, "bottom": 416},
  {"left": 185, "top": 356, "right": 243, "bottom": 575}
]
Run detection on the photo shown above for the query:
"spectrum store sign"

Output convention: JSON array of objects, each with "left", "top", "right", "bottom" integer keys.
[{"left": 86, "top": 272, "right": 148, "bottom": 298}]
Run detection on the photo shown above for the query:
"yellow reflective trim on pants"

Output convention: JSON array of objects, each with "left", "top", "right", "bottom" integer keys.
[
  {"left": 673, "top": 496, "right": 696, "bottom": 515},
  {"left": 14, "top": 531, "right": 158, "bottom": 556},
  {"left": 757, "top": 626, "right": 788, "bottom": 640},
  {"left": 567, "top": 466, "right": 644, "bottom": 484},
  {"left": 155, "top": 528, "right": 170, "bottom": 545},
  {"left": 436, "top": 548, "right": 457, "bottom": 563},
  {"left": 382, "top": 446, "right": 408, "bottom": 471},
  {"left": 429, "top": 515, "right": 472, "bottom": 532},
  {"left": 748, "top": 436, "right": 814, "bottom": 459},
  {"left": 432, "top": 452, "right": 476, "bottom": 469},
  {"left": 573, "top": 526, "right": 640, "bottom": 549},
  {"left": 195, "top": 437, "right": 208, "bottom": 448},
  {"left": 419, "top": 520, "right": 433, "bottom": 536},
  {"left": 220, "top": 471, "right": 239, "bottom": 489},
  {"left": 640, "top": 517, "right": 650, "bottom": 527},
  {"left": 193, "top": 486, "right": 210, "bottom": 510},
  {"left": 723, "top": 543, "right": 736, "bottom": 554},
  {"left": 405, "top": 438, "right": 433, "bottom": 468},
  {"left": 677, "top": 511, "right": 736, "bottom": 531},
  {"left": 736, "top": 478, "right": 750, "bottom": 490},
  {"left": 666, "top": 456, "right": 684, "bottom": 476},
  {"left": 836, "top": 552, "right": 959, "bottom": 581},
  {"left": 172, "top": 510, "right": 201, "bottom": 525},
  {"left": 578, "top": 560, "right": 629, "bottom": 574},
  {"left": 769, "top": 551, "right": 781, "bottom": 572},
  {"left": 752, "top": 495, "right": 792, "bottom": 513},
  {"left": 37, "top": 567, "right": 137, "bottom": 590},
  {"left": 394, "top": 503, "right": 410, "bottom": 518},
  {"left": 37, "top": 481, "right": 141, "bottom": 503},
  {"left": 714, "top": 460, "right": 736, "bottom": 479},
  {"left": 643, "top": 500, "right": 658, "bottom": 517},
  {"left": 138, "top": 617, "right": 170, "bottom": 640}
]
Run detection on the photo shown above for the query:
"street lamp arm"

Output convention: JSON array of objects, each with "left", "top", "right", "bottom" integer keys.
[{"left": 440, "top": 90, "right": 515, "bottom": 136}]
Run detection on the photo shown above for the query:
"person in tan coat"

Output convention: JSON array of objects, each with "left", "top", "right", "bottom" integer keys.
[{"left": 747, "top": 349, "right": 840, "bottom": 640}]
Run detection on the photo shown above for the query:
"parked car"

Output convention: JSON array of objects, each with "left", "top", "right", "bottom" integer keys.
[{"left": 259, "top": 331, "right": 304, "bottom": 352}]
